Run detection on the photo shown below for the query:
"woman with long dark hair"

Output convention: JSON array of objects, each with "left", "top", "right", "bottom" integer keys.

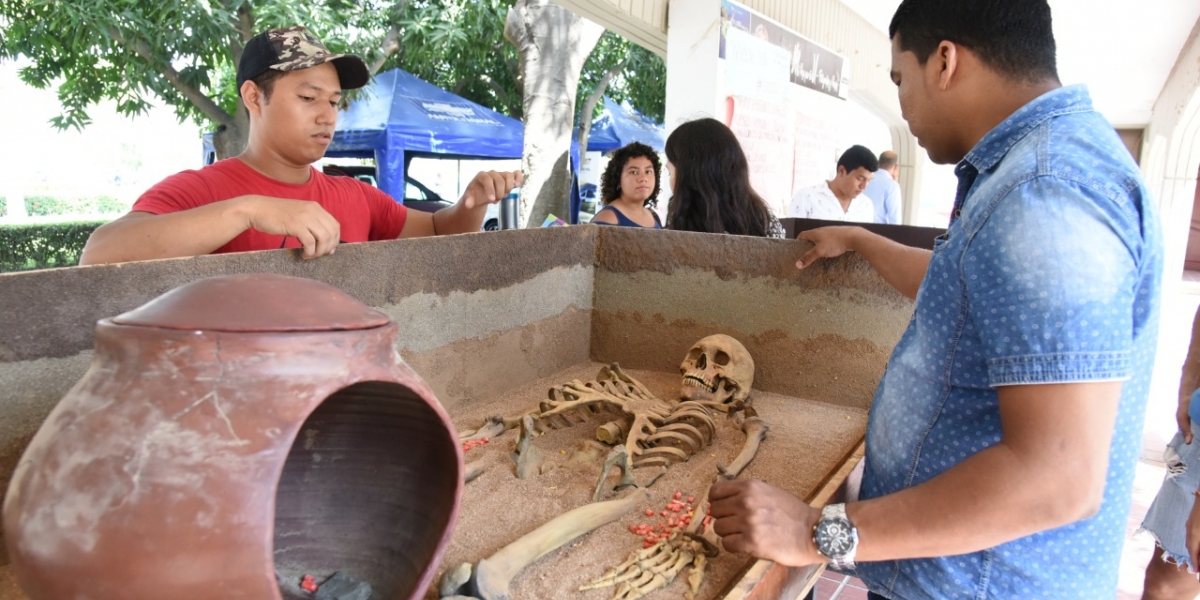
[
  {"left": 664, "top": 118, "right": 782, "bottom": 237},
  {"left": 592, "top": 142, "right": 663, "bottom": 228}
]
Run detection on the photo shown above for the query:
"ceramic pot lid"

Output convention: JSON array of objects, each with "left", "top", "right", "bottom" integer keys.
[{"left": 112, "top": 274, "right": 391, "bottom": 332}]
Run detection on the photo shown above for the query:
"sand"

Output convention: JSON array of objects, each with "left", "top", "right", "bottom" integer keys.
[{"left": 432, "top": 362, "right": 866, "bottom": 600}]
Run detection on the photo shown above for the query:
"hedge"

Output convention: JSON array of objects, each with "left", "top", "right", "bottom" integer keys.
[
  {"left": 24, "top": 196, "right": 128, "bottom": 217},
  {"left": 0, "top": 221, "right": 106, "bottom": 273}
]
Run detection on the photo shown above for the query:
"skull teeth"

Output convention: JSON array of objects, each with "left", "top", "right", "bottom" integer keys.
[{"left": 683, "top": 373, "right": 715, "bottom": 392}]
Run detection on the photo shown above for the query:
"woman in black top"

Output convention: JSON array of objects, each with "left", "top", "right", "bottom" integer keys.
[{"left": 664, "top": 118, "right": 783, "bottom": 238}]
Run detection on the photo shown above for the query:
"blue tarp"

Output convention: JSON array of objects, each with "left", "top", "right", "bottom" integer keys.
[
  {"left": 327, "top": 68, "right": 525, "bottom": 200},
  {"left": 581, "top": 97, "right": 665, "bottom": 153}
]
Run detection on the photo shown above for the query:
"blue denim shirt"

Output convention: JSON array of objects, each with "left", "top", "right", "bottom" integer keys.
[{"left": 851, "top": 85, "right": 1162, "bottom": 599}]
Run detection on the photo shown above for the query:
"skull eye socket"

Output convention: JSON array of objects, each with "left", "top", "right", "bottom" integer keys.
[
  {"left": 683, "top": 348, "right": 703, "bottom": 372},
  {"left": 714, "top": 351, "right": 730, "bottom": 366}
]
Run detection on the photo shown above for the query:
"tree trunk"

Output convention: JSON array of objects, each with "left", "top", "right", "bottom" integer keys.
[
  {"left": 211, "top": 104, "right": 250, "bottom": 160},
  {"left": 505, "top": 0, "right": 604, "bottom": 228}
]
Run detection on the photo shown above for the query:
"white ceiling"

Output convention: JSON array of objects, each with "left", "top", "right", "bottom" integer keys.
[{"left": 837, "top": 0, "right": 1200, "bottom": 128}]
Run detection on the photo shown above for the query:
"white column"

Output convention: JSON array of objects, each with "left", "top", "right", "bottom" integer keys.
[
  {"left": 665, "top": 0, "right": 724, "bottom": 130},
  {"left": 1142, "top": 20, "right": 1200, "bottom": 286},
  {"left": 1134, "top": 17, "right": 1200, "bottom": 460}
]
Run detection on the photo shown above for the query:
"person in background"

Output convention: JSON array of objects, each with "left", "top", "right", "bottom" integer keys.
[
  {"left": 80, "top": 25, "right": 519, "bottom": 266},
  {"left": 591, "top": 142, "right": 662, "bottom": 229},
  {"left": 710, "top": 0, "right": 1162, "bottom": 598},
  {"left": 663, "top": 118, "right": 783, "bottom": 238},
  {"left": 1141, "top": 303, "right": 1200, "bottom": 600},
  {"left": 862, "top": 150, "right": 902, "bottom": 224},
  {"left": 788, "top": 145, "right": 878, "bottom": 222}
]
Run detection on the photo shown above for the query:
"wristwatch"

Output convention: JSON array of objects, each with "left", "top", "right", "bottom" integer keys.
[{"left": 813, "top": 503, "right": 859, "bottom": 570}]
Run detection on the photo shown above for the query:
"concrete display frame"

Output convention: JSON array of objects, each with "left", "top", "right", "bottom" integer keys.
[{"left": 0, "top": 226, "right": 913, "bottom": 599}]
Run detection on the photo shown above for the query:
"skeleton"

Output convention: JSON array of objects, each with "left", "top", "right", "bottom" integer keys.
[
  {"left": 451, "top": 334, "right": 767, "bottom": 600},
  {"left": 515, "top": 334, "right": 760, "bottom": 502},
  {"left": 581, "top": 336, "right": 770, "bottom": 600}
]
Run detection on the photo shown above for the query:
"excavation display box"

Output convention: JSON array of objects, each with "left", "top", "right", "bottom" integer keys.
[{"left": 0, "top": 226, "right": 912, "bottom": 600}]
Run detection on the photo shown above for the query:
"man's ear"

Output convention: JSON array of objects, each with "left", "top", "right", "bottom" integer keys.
[
  {"left": 836, "top": 165, "right": 847, "bottom": 178},
  {"left": 240, "top": 80, "right": 263, "bottom": 117},
  {"left": 935, "top": 41, "right": 960, "bottom": 91}
]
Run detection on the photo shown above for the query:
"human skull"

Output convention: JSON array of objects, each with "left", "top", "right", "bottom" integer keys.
[{"left": 679, "top": 334, "right": 754, "bottom": 411}]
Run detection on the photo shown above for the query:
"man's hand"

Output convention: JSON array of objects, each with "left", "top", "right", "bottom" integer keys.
[
  {"left": 460, "top": 170, "right": 523, "bottom": 209},
  {"left": 237, "top": 196, "right": 341, "bottom": 260},
  {"left": 796, "top": 226, "right": 862, "bottom": 269},
  {"left": 708, "top": 479, "right": 824, "bottom": 567}
]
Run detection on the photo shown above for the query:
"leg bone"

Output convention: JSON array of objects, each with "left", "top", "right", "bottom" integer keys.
[{"left": 470, "top": 490, "right": 649, "bottom": 600}]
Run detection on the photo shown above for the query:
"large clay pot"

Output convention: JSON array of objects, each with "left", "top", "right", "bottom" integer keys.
[{"left": 3, "top": 274, "right": 462, "bottom": 600}]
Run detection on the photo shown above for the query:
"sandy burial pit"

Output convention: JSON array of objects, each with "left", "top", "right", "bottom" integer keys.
[{"left": 435, "top": 364, "right": 867, "bottom": 600}]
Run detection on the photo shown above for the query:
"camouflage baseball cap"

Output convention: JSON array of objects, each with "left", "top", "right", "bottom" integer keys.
[{"left": 237, "top": 26, "right": 370, "bottom": 90}]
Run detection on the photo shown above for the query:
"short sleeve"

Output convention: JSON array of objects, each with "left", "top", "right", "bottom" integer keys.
[
  {"left": 364, "top": 185, "right": 409, "bottom": 240},
  {"left": 965, "top": 176, "right": 1139, "bottom": 385},
  {"left": 131, "top": 170, "right": 214, "bottom": 215}
]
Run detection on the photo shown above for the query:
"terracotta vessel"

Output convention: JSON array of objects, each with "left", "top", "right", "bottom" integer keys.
[{"left": 3, "top": 274, "right": 462, "bottom": 600}]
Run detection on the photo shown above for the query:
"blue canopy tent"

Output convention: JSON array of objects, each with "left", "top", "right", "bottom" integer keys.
[
  {"left": 580, "top": 97, "right": 666, "bottom": 153},
  {"left": 202, "top": 68, "right": 525, "bottom": 203},
  {"left": 327, "top": 68, "right": 525, "bottom": 201}
]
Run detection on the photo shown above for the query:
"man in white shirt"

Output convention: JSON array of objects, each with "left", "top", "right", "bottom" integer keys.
[
  {"left": 789, "top": 145, "right": 878, "bottom": 222},
  {"left": 862, "top": 150, "right": 902, "bottom": 224}
]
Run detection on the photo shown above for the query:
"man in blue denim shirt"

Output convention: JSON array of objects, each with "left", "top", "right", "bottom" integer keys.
[{"left": 708, "top": 0, "right": 1163, "bottom": 598}]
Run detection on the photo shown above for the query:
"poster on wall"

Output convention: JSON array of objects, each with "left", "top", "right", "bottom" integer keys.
[
  {"left": 726, "top": 94, "right": 794, "bottom": 214},
  {"left": 720, "top": 1, "right": 846, "bottom": 100},
  {"left": 719, "top": 0, "right": 850, "bottom": 215}
]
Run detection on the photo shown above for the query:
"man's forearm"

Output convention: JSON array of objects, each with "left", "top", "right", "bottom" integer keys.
[
  {"left": 847, "top": 381, "right": 1118, "bottom": 562},
  {"left": 431, "top": 203, "right": 486, "bottom": 235},
  {"left": 79, "top": 200, "right": 251, "bottom": 265},
  {"left": 848, "top": 228, "right": 932, "bottom": 300},
  {"left": 847, "top": 441, "right": 1102, "bottom": 562}
]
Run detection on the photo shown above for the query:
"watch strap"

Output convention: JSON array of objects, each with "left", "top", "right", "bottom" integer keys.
[{"left": 817, "top": 503, "right": 858, "bottom": 569}]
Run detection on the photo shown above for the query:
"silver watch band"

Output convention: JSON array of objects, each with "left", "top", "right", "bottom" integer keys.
[
  {"left": 819, "top": 503, "right": 858, "bottom": 570},
  {"left": 822, "top": 502, "right": 848, "bottom": 521}
]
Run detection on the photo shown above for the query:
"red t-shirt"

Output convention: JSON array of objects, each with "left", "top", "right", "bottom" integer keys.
[{"left": 132, "top": 158, "right": 408, "bottom": 254}]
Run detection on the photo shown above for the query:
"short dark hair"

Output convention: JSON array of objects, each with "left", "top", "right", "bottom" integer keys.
[
  {"left": 250, "top": 69, "right": 287, "bottom": 102},
  {"left": 600, "top": 142, "right": 662, "bottom": 208},
  {"left": 664, "top": 118, "right": 776, "bottom": 237},
  {"left": 837, "top": 145, "right": 879, "bottom": 174},
  {"left": 877, "top": 151, "right": 898, "bottom": 170},
  {"left": 889, "top": 0, "right": 1059, "bottom": 83}
]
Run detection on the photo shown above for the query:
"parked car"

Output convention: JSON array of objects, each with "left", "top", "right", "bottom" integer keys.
[
  {"left": 323, "top": 165, "right": 499, "bottom": 231},
  {"left": 579, "top": 183, "right": 599, "bottom": 216}
]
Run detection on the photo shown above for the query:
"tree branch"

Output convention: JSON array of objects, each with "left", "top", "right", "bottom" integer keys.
[
  {"left": 370, "top": 0, "right": 408, "bottom": 75},
  {"left": 232, "top": 4, "right": 254, "bottom": 66},
  {"left": 370, "top": 24, "right": 402, "bottom": 75},
  {"left": 576, "top": 58, "right": 626, "bottom": 154},
  {"left": 106, "top": 27, "right": 234, "bottom": 128}
]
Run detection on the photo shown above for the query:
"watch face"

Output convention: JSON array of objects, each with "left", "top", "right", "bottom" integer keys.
[{"left": 816, "top": 518, "right": 855, "bottom": 558}]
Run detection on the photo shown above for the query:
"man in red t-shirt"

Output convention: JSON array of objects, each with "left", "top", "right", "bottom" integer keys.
[{"left": 80, "top": 26, "right": 520, "bottom": 265}]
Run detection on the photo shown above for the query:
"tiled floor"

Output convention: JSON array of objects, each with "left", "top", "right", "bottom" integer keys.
[{"left": 813, "top": 457, "right": 1166, "bottom": 599}]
